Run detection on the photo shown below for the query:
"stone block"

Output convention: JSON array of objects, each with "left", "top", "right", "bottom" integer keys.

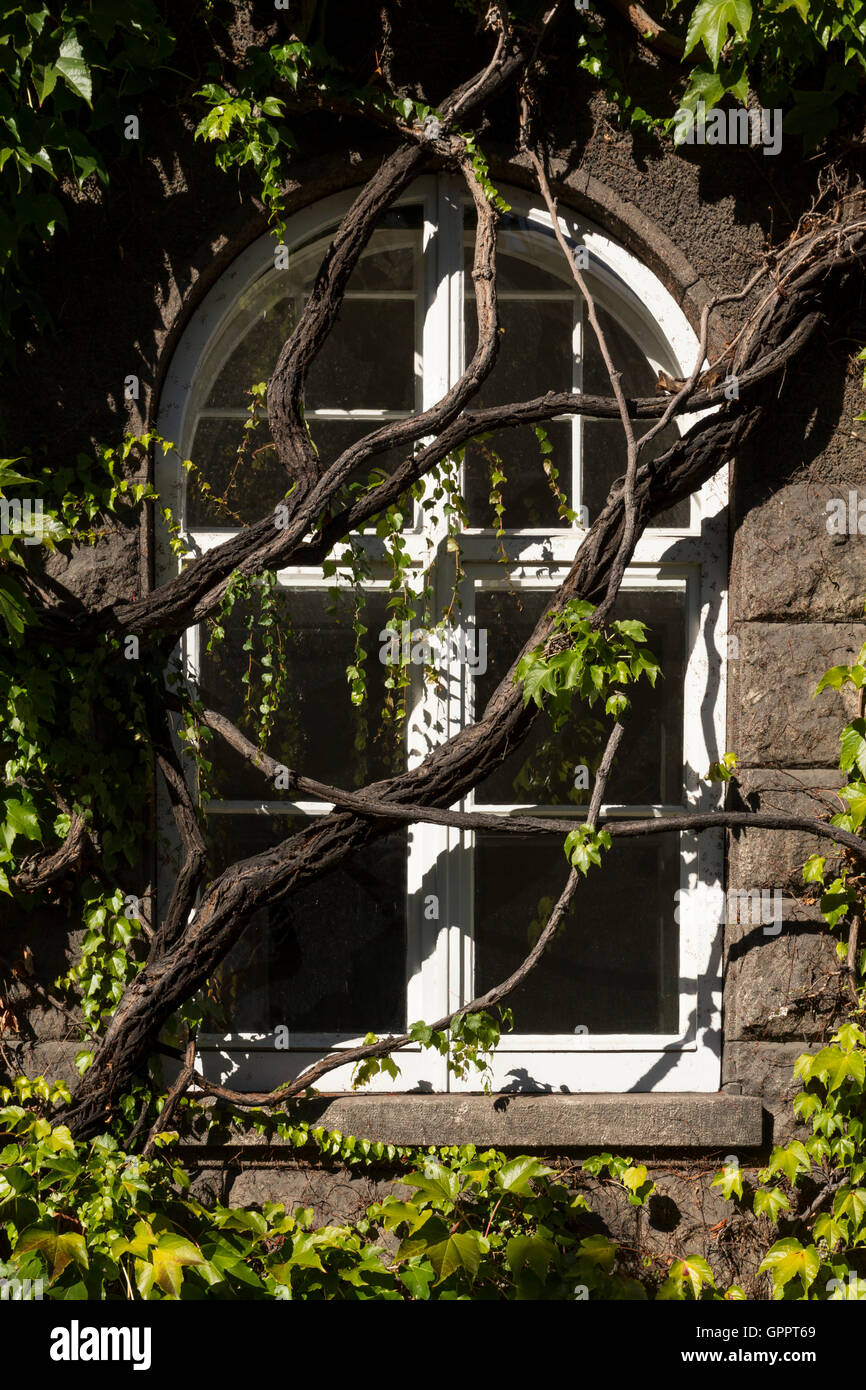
[
  {"left": 728, "top": 623, "right": 862, "bottom": 767},
  {"left": 724, "top": 899, "right": 846, "bottom": 1042},
  {"left": 731, "top": 482, "right": 866, "bottom": 622},
  {"left": 727, "top": 768, "right": 845, "bottom": 891}
]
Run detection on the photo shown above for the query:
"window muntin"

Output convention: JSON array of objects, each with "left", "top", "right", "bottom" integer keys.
[{"left": 157, "top": 177, "right": 726, "bottom": 1094}]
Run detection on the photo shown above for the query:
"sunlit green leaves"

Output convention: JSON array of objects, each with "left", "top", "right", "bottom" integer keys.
[
  {"left": 684, "top": 0, "right": 753, "bottom": 68},
  {"left": 564, "top": 824, "right": 611, "bottom": 876},
  {"left": 55, "top": 32, "right": 91, "bottom": 105},
  {"left": 657, "top": 1253, "right": 716, "bottom": 1299},
  {"left": 712, "top": 1160, "right": 744, "bottom": 1201},
  {"left": 495, "top": 1156, "right": 555, "bottom": 1197},
  {"left": 13, "top": 1225, "right": 89, "bottom": 1284},
  {"left": 514, "top": 600, "right": 661, "bottom": 740},
  {"left": 752, "top": 1187, "right": 790, "bottom": 1222},
  {"left": 757, "top": 1238, "right": 820, "bottom": 1294}
]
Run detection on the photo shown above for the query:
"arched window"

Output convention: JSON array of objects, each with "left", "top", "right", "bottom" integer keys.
[{"left": 157, "top": 176, "right": 727, "bottom": 1094}]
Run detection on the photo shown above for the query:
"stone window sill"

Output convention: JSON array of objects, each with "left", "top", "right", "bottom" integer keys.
[{"left": 185, "top": 1093, "right": 764, "bottom": 1152}]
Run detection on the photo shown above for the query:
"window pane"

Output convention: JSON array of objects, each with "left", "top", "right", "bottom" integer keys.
[
  {"left": 306, "top": 417, "right": 409, "bottom": 497},
  {"left": 209, "top": 815, "right": 406, "bottom": 1034},
  {"left": 186, "top": 414, "right": 285, "bottom": 528},
  {"left": 464, "top": 297, "right": 573, "bottom": 407},
  {"left": 582, "top": 306, "right": 688, "bottom": 527},
  {"left": 464, "top": 297, "right": 574, "bottom": 527},
  {"left": 473, "top": 587, "right": 685, "bottom": 805},
  {"left": 199, "top": 588, "right": 404, "bottom": 798},
  {"left": 306, "top": 297, "right": 416, "bottom": 411},
  {"left": 473, "top": 830, "right": 680, "bottom": 1034},
  {"left": 206, "top": 300, "right": 298, "bottom": 409},
  {"left": 464, "top": 216, "right": 572, "bottom": 292}
]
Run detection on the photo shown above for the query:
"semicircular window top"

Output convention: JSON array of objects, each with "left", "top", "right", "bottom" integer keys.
[{"left": 157, "top": 175, "right": 728, "bottom": 1096}]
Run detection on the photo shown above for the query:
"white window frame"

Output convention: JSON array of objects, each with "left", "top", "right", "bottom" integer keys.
[{"left": 156, "top": 175, "right": 728, "bottom": 1095}]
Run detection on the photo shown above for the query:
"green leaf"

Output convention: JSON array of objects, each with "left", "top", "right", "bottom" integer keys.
[
  {"left": 4, "top": 799, "right": 42, "bottom": 842},
  {"left": 399, "top": 1263, "right": 435, "bottom": 1299},
  {"left": 495, "top": 1156, "right": 555, "bottom": 1197},
  {"left": 505, "top": 1234, "right": 556, "bottom": 1282},
  {"left": 840, "top": 719, "right": 866, "bottom": 779},
  {"left": 30, "top": 64, "right": 58, "bottom": 104},
  {"left": 13, "top": 1226, "right": 89, "bottom": 1285},
  {"left": 684, "top": 0, "right": 753, "bottom": 68},
  {"left": 406, "top": 1163, "right": 460, "bottom": 1205},
  {"left": 757, "top": 1238, "right": 820, "bottom": 1291},
  {"left": 815, "top": 665, "right": 852, "bottom": 694},
  {"left": 752, "top": 1187, "right": 790, "bottom": 1221},
  {"left": 151, "top": 1232, "right": 204, "bottom": 1298},
  {"left": 56, "top": 32, "right": 92, "bottom": 106},
  {"left": 658, "top": 1254, "right": 715, "bottom": 1299},
  {"left": 712, "top": 1162, "right": 744, "bottom": 1201},
  {"left": 802, "top": 854, "right": 826, "bottom": 884},
  {"left": 426, "top": 1230, "right": 488, "bottom": 1284},
  {"left": 577, "top": 1234, "right": 617, "bottom": 1271}
]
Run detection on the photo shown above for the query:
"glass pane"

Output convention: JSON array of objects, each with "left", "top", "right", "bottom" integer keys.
[
  {"left": 473, "top": 587, "right": 685, "bottom": 806},
  {"left": 582, "top": 306, "right": 688, "bottom": 527},
  {"left": 473, "top": 829, "right": 680, "bottom": 1034},
  {"left": 206, "top": 301, "right": 298, "bottom": 409},
  {"left": 349, "top": 210, "right": 420, "bottom": 290},
  {"left": 186, "top": 415, "right": 285, "bottom": 528},
  {"left": 199, "top": 588, "right": 404, "bottom": 799},
  {"left": 209, "top": 815, "right": 406, "bottom": 1034},
  {"left": 464, "top": 216, "right": 572, "bottom": 292},
  {"left": 188, "top": 216, "right": 421, "bottom": 525},
  {"left": 307, "top": 417, "right": 409, "bottom": 496},
  {"left": 306, "top": 297, "right": 416, "bottom": 411},
  {"left": 464, "top": 297, "right": 573, "bottom": 407},
  {"left": 464, "top": 422, "right": 572, "bottom": 530},
  {"left": 464, "top": 297, "right": 574, "bottom": 527}
]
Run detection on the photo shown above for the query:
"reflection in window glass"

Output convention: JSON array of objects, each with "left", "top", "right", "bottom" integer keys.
[
  {"left": 474, "top": 587, "right": 685, "bottom": 805},
  {"left": 199, "top": 589, "right": 404, "bottom": 799},
  {"left": 187, "top": 212, "right": 422, "bottom": 528},
  {"left": 210, "top": 816, "right": 406, "bottom": 1034},
  {"left": 473, "top": 830, "right": 680, "bottom": 1034},
  {"left": 582, "top": 307, "right": 688, "bottom": 527}
]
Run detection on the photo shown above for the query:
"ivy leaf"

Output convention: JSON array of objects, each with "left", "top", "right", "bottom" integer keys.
[
  {"left": 56, "top": 32, "right": 92, "bottom": 106},
  {"left": 833, "top": 1186, "right": 866, "bottom": 1226},
  {"left": 815, "top": 664, "right": 853, "bottom": 694},
  {"left": 505, "top": 1234, "right": 556, "bottom": 1282},
  {"left": 399, "top": 1263, "right": 435, "bottom": 1300},
  {"left": 151, "top": 1232, "right": 204, "bottom": 1298},
  {"left": 757, "top": 1238, "right": 820, "bottom": 1291},
  {"left": 13, "top": 1226, "right": 89, "bottom": 1284},
  {"left": 684, "top": 0, "right": 753, "bottom": 68},
  {"left": 752, "top": 1187, "right": 790, "bottom": 1221},
  {"left": 768, "top": 0, "right": 810, "bottom": 20},
  {"left": 840, "top": 719, "right": 866, "bottom": 779},
  {"left": 802, "top": 854, "right": 826, "bottom": 885},
  {"left": 426, "top": 1229, "right": 488, "bottom": 1283},
  {"left": 766, "top": 1140, "right": 812, "bottom": 1182},
  {"left": 658, "top": 1254, "right": 715, "bottom": 1299},
  {"left": 495, "top": 1156, "right": 555, "bottom": 1197},
  {"left": 4, "top": 799, "right": 42, "bottom": 842},
  {"left": 577, "top": 1234, "right": 617, "bottom": 1271},
  {"left": 712, "top": 1162, "right": 744, "bottom": 1201},
  {"left": 406, "top": 1163, "right": 460, "bottom": 1205},
  {"left": 30, "top": 64, "right": 58, "bottom": 104},
  {"left": 813, "top": 1212, "right": 846, "bottom": 1250}
]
